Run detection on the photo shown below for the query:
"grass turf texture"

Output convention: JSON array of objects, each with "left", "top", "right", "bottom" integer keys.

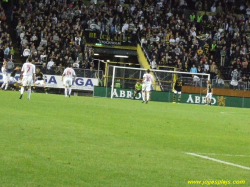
[{"left": 0, "top": 91, "right": 249, "bottom": 187}]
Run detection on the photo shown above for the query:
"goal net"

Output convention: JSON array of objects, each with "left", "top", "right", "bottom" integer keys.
[{"left": 98, "top": 65, "right": 210, "bottom": 102}]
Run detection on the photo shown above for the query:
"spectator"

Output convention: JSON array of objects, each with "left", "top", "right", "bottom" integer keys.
[
  {"left": 190, "top": 64, "right": 197, "bottom": 73},
  {"left": 47, "top": 58, "right": 55, "bottom": 70},
  {"left": 231, "top": 69, "right": 239, "bottom": 80},
  {"left": 204, "top": 61, "right": 210, "bottom": 72},
  {"left": 41, "top": 63, "right": 47, "bottom": 74},
  {"left": 22, "top": 46, "right": 31, "bottom": 60},
  {"left": 220, "top": 46, "right": 227, "bottom": 67},
  {"left": 7, "top": 58, "right": 14, "bottom": 71},
  {"left": 211, "top": 3, "right": 217, "bottom": 13},
  {"left": 215, "top": 75, "right": 225, "bottom": 88},
  {"left": 9, "top": 46, "right": 15, "bottom": 59},
  {"left": 192, "top": 75, "right": 201, "bottom": 87},
  {"left": 230, "top": 78, "right": 238, "bottom": 89},
  {"left": 4, "top": 44, "right": 9, "bottom": 59},
  {"left": 150, "top": 56, "right": 157, "bottom": 69},
  {"left": 55, "top": 63, "right": 64, "bottom": 75},
  {"left": 73, "top": 60, "right": 80, "bottom": 68}
]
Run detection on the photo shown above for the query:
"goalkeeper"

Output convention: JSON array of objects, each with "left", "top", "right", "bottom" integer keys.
[
  {"left": 173, "top": 76, "right": 183, "bottom": 103},
  {"left": 133, "top": 81, "right": 142, "bottom": 99}
]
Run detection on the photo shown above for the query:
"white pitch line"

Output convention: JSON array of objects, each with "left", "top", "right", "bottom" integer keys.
[
  {"left": 186, "top": 152, "right": 250, "bottom": 170},
  {"left": 196, "top": 153, "right": 250, "bottom": 157}
]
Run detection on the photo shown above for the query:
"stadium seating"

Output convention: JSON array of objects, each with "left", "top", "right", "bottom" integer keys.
[{"left": 2, "top": 0, "right": 250, "bottom": 90}]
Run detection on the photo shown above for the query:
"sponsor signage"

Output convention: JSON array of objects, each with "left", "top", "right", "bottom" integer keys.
[
  {"left": 112, "top": 88, "right": 141, "bottom": 99},
  {"left": 0, "top": 73, "right": 98, "bottom": 91},
  {"left": 186, "top": 94, "right": 217, "bottom": 105},
  {"left": 93, "top": 87, "right": 250, "bottom": 108},
  {"left": 85, "top": 30, "right": 136, "bottom": 46}
]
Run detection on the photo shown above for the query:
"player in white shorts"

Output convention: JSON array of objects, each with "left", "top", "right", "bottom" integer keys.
[
  {"left": 19, "top": 57, "right": 36, "bottom": 100},
  {"left": 142, "top": 69, "right": 154, "bottom": 104},
  {"left": 204, "top": 80, "right": 213, "bottom": 105},
  {"left": 1, "top": 59, "right": 8, "bottom": 90},
  {"left": 62, "top": 64, "right": 76, "bottom": 97}
]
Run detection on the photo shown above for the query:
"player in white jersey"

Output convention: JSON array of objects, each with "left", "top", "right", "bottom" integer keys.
[
  {"left": 142, "top": 69, "right": 154, "bottom": 104},
  {"left": 61, "top": 64, "right": 76, "bottom": 97},
  {"left": 19, "top": 57, "right": 36, "bottom": 100},
  {"left": 1, "top": 59, "right": 8, "bottom": 90}
]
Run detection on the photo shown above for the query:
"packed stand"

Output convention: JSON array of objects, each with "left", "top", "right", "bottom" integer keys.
[
  {"left": 12, "top": 0, "right": 97, "bottom": 77},
  {"left": 0, "top": 6, "right": 16, "bottom": 72},
  {"left": 137, "top": 0, "right": 250, "bottom": 90},
  {"left": 6, "top": 0, "right": 250, "bottom": 90}
]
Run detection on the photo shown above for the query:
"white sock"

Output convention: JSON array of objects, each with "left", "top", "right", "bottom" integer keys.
[
  {"left": 147, "top": 92, "right": 150, "bottom": 101},
  {"left": 142, "top": 92, "right": 145, "bottom": 101},
  {"left": 68, "top": 87, "right": 72, "bottom": 95},
  {"left": 5, "top": 84, "right": 8, "bottom": 90},
  {"left": 28, "top": 88, "right": 31, "bottom": 99},
  {"left": 65, "top": 88, "right": 68, "bottom": 96},
  {"left": 1, "top": 83, "right": 4, "bottom": 89},
  {"left": 21, "top": 87, "right": 24, "bottom": 94}
]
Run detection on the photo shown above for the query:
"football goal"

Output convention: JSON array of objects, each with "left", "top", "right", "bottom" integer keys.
[{"left": 94, "top": 65, "right": 211, "bottom": 104}]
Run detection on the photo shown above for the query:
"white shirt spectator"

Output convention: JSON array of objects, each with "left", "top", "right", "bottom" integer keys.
[
  {"left": 176, "top": 37, "right": 180, "bottom": 43},
  {"left": 73, "top": 61, "right": 80, "bottom": 68},
  {"left": 75, "top": 36, "right": 81, "bottom": 45},
  {"left": 193, "top": 75, "right": 200, "bottom": 82},
  {"left": 23, "top": 48, "right": 31, "bottom": 57},
  {"left": 117, "top": 5, "right": 123, "bottom": 12},
  {"left": 179, "top": 0, "right": 186, "bottom": 6},
  {"left": 230, "top": 79, "right": 238, "bottom": 86},
  {"left": 122, "top": 23, "right": 129, "bottom": 33},
  {"left": 190, "top": 29, "right": 196, "bottom": 37},
  {"left": 52, "top": 16, "right": 57, "bottom": 24},
  {"left": 139, "top": 23, "right": 144, "bottom": 30},
  {"left": 20, "top": 31, "right": 25, "bottom": 40},
  {"left": 204, "top": 63, "right": 210, "bottom": 71},
  {"left": 31, "top": 35, "right": 37, "bottom": 42},
  {"left": 211, "top": 5, "right": 216, "bottom": 12},
  {"left": 40, "top": 54, "right": 47, "bottom": 61},
  {"left": 240, "top": 5, "right": 245, "bottom": 11},
  {"left": 208, "top": 15, "right": 213, "bottom": 21},
  {"left": 246, "top": 7, "right": 250, "bottom": 15},
  {"left": 53, "top": 34, "right": 59, "bottom": 42},
  {"left": 169, "top": 38, "right": 176, "bottom": 45},
  {"left": 141, "top": 37, "right": 147, "bottom": 47},
  {"left": 21, "top": 38, "right": 28, "bottom": 46},
  {"left": 7, "top": 59, "right": 15, "bottom": 70},
  {"left": 47, "top": 59, "right": 55, "bottom": 70},
  {"left": 167, "top": 11, "right": 172, "bottom": 17},
  {"left": 150, "top": 60, "right": 157, "bottom": 69}
]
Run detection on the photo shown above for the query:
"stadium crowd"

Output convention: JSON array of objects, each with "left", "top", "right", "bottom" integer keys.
[
  {"left": 137, "top": 0, "right": 250, "bottom": 89},
  {"left": 0, "top": 6, "right": 15, "bottom": 71},
  {"left": 12, "top": 0, "right": 95, "bottom": 75},
  {"left": 1, "top": 0, "right": 250, "bottom": 90}
]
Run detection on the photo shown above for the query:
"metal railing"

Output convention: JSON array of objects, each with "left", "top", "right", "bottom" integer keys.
[{"left": 212, "top": 79, "right": 250, "bottom": 91}]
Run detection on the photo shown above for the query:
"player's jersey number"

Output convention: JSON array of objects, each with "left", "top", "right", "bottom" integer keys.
[
  {"left": 146, "top": 75, "right": 151, "bottom": 81},
  {"left": 67, "top": 70, "right": 72, "bottom": 75},
  {"left": 26, "top": 65, "right": 31, "bottom": 73}
]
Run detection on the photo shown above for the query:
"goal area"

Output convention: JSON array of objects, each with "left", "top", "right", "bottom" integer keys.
[{"left": 95, "top": 65, "right": 210, "bottom": 103}]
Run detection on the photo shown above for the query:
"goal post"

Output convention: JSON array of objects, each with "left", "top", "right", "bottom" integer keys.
[{"left": 109, "top": 65, "right": 211, "bottom": 99}]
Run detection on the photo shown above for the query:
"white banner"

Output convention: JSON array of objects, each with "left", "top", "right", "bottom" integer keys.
[{"left": 0, "top": 73, "right": 98, "bottom": 91}]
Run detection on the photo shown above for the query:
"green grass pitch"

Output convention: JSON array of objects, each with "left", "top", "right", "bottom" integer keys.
[{"left": 0, "top": 91, "right": 249, "bottom": 187}]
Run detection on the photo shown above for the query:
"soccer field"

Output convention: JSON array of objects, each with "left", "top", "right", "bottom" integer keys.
[{"left": 0, "top": 91, "right": 250, "bottom": 187}]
